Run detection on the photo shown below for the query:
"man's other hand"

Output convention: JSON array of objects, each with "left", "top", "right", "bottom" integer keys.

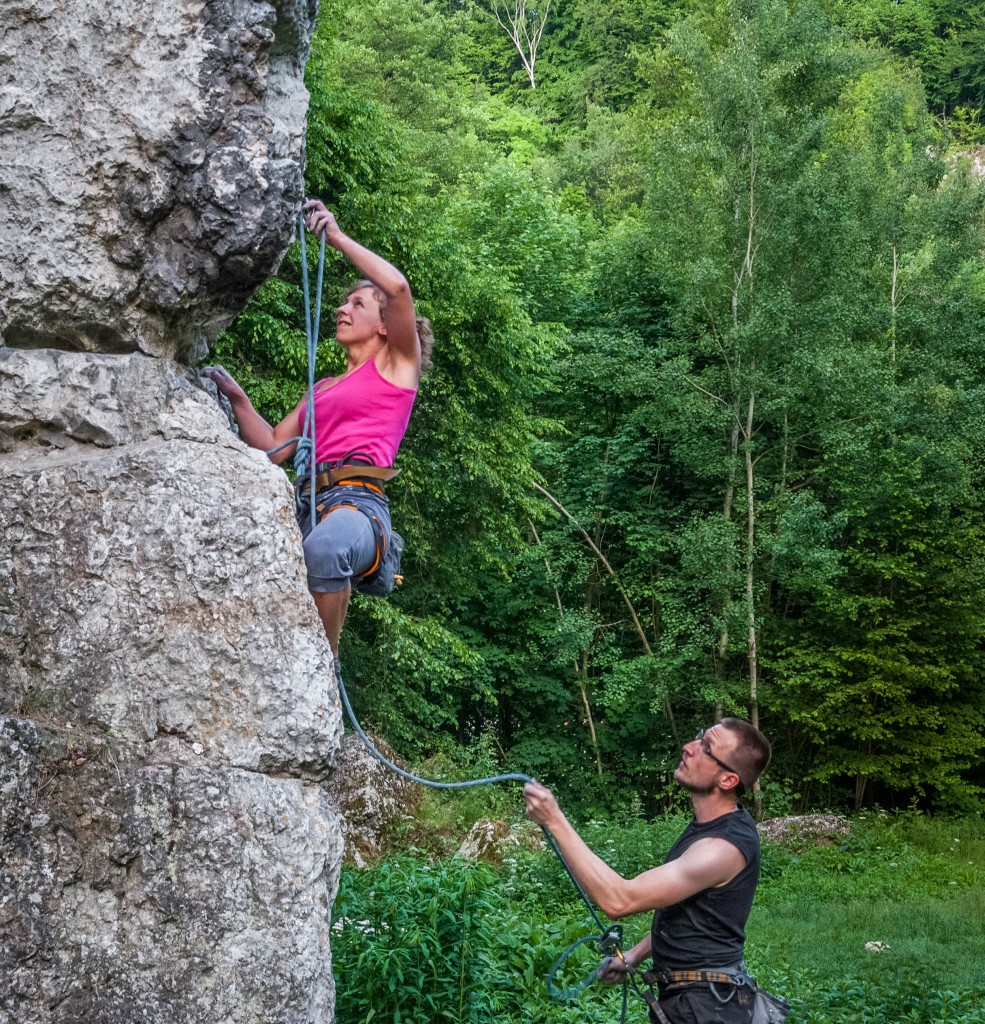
[{"left": 597, "top": 956, "right": 633, "bottom": 986}]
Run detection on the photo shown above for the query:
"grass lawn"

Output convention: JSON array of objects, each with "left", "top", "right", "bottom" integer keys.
[{"left": 748, "top": 814, "right": 985, "bottom": 1022}]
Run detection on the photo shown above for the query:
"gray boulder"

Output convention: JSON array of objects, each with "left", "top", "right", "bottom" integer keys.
[
  {"left": 0, "top": 0, "right": 315, "bottom": 363},
  {"left": 325, "top": 731, "right": 423, "bottom": 868},
  {"left": 0, "top": 349, "right": 342, "bottom": 1024},
  {"left": 757, "top": 813, "right": 851, "bottom": 846},
  {"left": 456, "top": 818, "right": 543, "bottom": 865}
]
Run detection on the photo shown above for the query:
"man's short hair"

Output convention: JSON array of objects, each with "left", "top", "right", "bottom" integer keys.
[{"left": 720, "top": 718, "right": 772, "bottom": 792}]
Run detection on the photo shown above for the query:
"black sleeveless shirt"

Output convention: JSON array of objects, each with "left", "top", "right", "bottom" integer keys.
[{"left": 649, "top": 806, "right": 760, "bottom": 971}]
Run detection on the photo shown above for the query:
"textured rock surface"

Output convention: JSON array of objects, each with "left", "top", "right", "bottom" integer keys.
[
  {"left": 324, "top": 732, "right": 422, "bottom": 868},
  {"left": 0, "top": 0, "right": 315, "bottom": 363},
  {"left": 0, "top": 349, "right": 342, "bottom": 1024},
  {"left": 757, "top": 813, "right": 851, "bottom": 846},
  {"left": 457, "top": 819, "right": 544, "bottom": 865}
]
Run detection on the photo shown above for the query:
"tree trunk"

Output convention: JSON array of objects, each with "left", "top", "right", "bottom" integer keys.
[
  {"left": 746, "top": 381, "right": 763, "bottom": 820},
  {"left": 528, "top": 518, "right": 603, "bottom": 776}
]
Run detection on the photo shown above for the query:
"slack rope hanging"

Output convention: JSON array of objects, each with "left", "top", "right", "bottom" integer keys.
[{"left": 334, "top": 661, "right": 647, "bottom": 1023}]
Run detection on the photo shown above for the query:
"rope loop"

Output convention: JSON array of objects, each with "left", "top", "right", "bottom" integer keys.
[{"left": 546, "top": 934, "right": 612, "bottom": 1001}]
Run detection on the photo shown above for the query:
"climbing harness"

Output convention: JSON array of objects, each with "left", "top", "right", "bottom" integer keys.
[
  {"left": 636, "top": 966, "right": 788, "bottom": 1024},
  {"left": 638, "top": 966, "right": 790, "bottom": 1024},
  {"left": 310, "top": 498, "right": 401, "bottom": 596},
  {"left": 296, "top": 457, "right": 400, "bottom": 496},
  {"left": 294, "top": 449, "right": 404, "bottom": 594},
  {"left": 334, "top": 659, "right": 650, "bottom": 1023}
]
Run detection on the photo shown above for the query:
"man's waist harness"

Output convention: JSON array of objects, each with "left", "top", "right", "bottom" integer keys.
[
  {"left": 639, "top": 966, "right": 789, "bottom": 1024},
  {"left": 642, "top": 967, "right": 748, "bottom": 993}
]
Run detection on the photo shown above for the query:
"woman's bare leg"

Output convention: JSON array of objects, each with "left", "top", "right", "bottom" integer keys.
[{"left": 311, "top": 586, "right": 351, "bottom": 655}]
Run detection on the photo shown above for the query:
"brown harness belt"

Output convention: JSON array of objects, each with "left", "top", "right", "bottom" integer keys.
[
  {"left": 642, "top": 968, "right": 746, "bottom": 991},
  {"left": 297, "top": 463, "right": 400, "bottom": 496},
  {"left": 639, "top": 967, "right": 751, "bottom": 1023}
]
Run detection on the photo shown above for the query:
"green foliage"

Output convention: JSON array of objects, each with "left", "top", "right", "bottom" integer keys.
[
  {"left": 333, "top": 812, "right": 985, "bottom": 1023},
  {"left": 828, "top": 0, "right": 985, "bottom": 114},
  {"left": 527, "top": 0, "right": 985, "bottom": 808},
  {"left": 333, "top": 857, "right": 501, "bottom": 1022},
  {"left": 213, "top": 0, "right": 985, "bottom": 812}
]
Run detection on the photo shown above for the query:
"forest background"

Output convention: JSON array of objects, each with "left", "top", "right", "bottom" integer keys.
[{"left": 213, "top": 0, "right": 985, "bottom": 818}]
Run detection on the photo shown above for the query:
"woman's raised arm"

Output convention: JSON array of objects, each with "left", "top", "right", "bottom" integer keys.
[{"left": 303, "top": 200, "right": 420, "bottom": 374}]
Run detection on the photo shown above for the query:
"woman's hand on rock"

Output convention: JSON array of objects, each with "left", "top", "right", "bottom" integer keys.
[{"left": 201, "top": 365, "right": 247, "bottom": 403}]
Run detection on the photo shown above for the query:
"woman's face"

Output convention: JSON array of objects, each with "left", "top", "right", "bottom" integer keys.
[{"left": 335, "top": 287, "right": 385, "bottom": 346}]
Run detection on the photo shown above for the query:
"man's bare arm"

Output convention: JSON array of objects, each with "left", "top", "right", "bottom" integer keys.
[{"left": 524, "top": 781, "right": 746, "bottom": 919}]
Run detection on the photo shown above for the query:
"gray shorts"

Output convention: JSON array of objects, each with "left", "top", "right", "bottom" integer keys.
[{"left": 297, "top": 484, "right": 392, "bottom": 594}]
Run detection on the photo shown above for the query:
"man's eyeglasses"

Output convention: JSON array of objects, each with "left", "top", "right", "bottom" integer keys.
[{"left": 695, "top": 728, "right": 745, "bottom": 795}]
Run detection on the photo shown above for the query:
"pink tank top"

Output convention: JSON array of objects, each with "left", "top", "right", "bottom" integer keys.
[{"left": 298, "top": 358, "right": 417, "bottom": 467}]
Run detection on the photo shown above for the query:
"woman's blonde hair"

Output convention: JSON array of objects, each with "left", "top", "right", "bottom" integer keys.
[{"left": 346, "top": 279, "right": 433, "bottom": 372}]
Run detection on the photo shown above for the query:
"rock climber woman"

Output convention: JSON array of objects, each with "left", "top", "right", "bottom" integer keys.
[{"left": 203, "top": 200, "right": 432, "bottom": 653}]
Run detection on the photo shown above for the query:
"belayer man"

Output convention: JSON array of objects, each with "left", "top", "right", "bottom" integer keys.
[{"left": 524, "top": 718, "right": 773, "bottom": 1024}]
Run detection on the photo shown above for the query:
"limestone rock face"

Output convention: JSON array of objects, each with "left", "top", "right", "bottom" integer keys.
[
  {"left": 457, "top": 819, "right": 544, "bottom": 865},
  {"left": 0, "top": 349, "right": 342, "bottom": 1024},
  {"left": 0, "top": 0, "right": 315, "bottom": 363},
  {"left": 757, "top": 813, "right": 851, "bottom": 847}
]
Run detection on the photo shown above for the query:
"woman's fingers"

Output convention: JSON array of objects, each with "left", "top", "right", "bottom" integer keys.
[
  {"left": 302, "top": 199, "right": 339, "bottom": 239},
  {"left": 201, "top": 365, "right": 244, "bottom": 399}
]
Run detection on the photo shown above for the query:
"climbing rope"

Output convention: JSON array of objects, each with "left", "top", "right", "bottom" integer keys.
[
  {"left": 334, "top": 659, "right": 531, "bottom": 791},
  {"left": 264, "top": 212, "right": 326, "bottom": 531},
  {"left": 296, "top": 216, "right": 325, "bottom": 531},
  {"left": 285, "top": 208, "right": 647, "bottom": 1021},
  {"left": 334, "top": 660, "right": 647, "bottom": 1022}
]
